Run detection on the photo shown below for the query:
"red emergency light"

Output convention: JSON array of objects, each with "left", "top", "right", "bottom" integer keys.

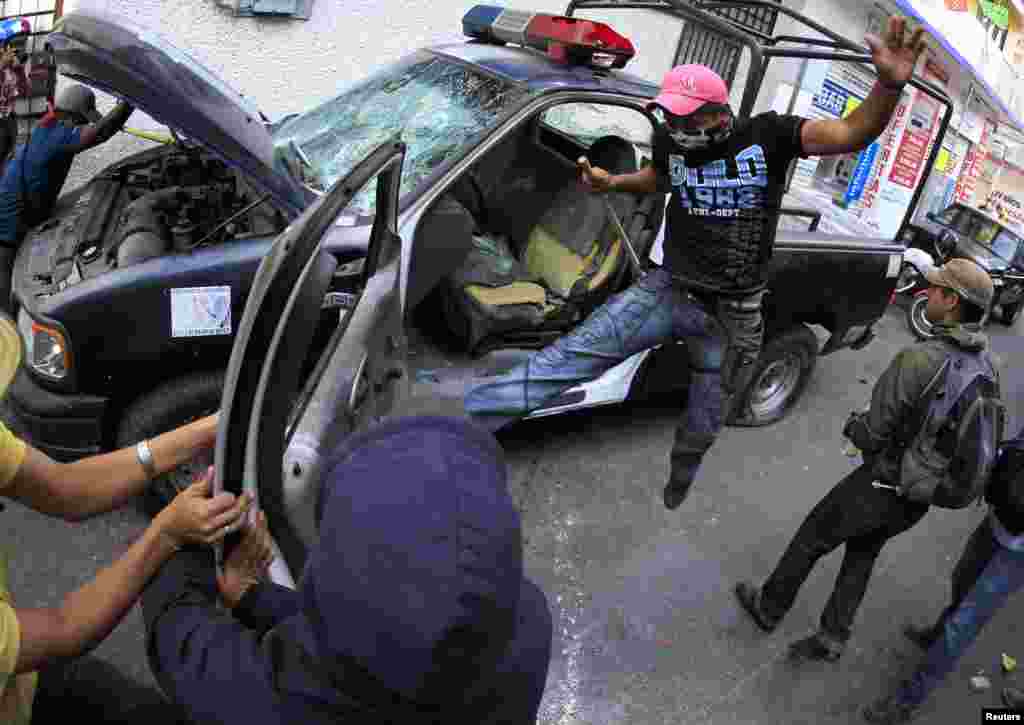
[{"left": 462, "top": 5, "right": 636, "bottom": 69}]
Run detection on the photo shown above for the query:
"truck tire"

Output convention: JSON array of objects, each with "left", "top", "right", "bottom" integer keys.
[
  {"left": 116, "top": 370, "right": 225, "bottom": 516},
  {"left": 999, "top": 301, "right": 1022, "bottom": 327},
  {"left": 907, "top": 292, "right": 936, "bottom": 340},
  {"left": 728, "top": 324, "right": 819, "bottom": 427}
]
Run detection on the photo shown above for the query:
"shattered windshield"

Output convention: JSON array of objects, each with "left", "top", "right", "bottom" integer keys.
[{"left": 271, "top": 51, "right": 536, "bottom": 220}]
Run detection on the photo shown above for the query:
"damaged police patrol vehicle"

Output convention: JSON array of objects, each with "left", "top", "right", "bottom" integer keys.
[{"left": 8, "top": 2, "right": 939, "bottom": 515}]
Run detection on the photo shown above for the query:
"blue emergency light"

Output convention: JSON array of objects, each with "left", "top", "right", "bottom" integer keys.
[{"left": 462, "top": 4, "right": 636, "bottom": 69}]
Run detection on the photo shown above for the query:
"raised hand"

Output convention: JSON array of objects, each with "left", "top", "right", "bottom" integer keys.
[{"left": 865, "top": 16, "right": 928, "bottom": 88}]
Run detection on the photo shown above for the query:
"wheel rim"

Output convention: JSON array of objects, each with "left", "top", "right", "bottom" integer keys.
[
  {"left": 895, "top": 265, "right": 919, "bottom": 294},
  {"left": 748, "top": 353, "right": 803, "bottom": 420},
  {"left": 910, "top": 295, "right": 935, "bottom": 338}
]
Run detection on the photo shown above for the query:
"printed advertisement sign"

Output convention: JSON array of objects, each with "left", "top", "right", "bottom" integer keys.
[
  {"left": 845, "top": 143, "right": 880, "bottom": 204},
  {"left": 982, "top": 167, "right": 1024, "bottom": 233},
  {"left": 889, "top": 93, "right": 942, "bottom": 188},
  {"left": 905, "top": 0, "right": 1023, "bottom": 94}
]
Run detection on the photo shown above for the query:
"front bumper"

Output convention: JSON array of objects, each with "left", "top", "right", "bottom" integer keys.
[{"left": 5, "top": 368, "right": 109, "bottom": 461}]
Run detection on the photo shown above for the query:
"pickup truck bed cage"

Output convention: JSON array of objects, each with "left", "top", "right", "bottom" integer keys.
[{"left": 565, "top": 0, "right": 954, "bottom": 238}]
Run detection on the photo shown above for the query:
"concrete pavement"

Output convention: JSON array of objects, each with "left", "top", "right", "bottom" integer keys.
[{"left": 4, "top": 302, "right": 1024, "bottom": 724}]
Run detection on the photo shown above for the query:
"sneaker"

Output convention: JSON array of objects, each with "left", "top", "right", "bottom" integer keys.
[
  {"left": 662, "top": 478, "right": 692, "bottom": 510},
  {"left": 902, "top": 622, "right": 939, "bottom": 650},
  {"left": 786, "top": 632, "right": 844, "bottom": 664},
  {"left": 733, "top": 581, "right": 780, "bottom": 633},
  {"left": 863, "top": 696, "right": 919, "bottom": 724}
]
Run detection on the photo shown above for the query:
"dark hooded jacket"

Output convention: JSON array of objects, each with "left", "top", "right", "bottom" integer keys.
[
  {"left": 142, "top": 416, "right": 553, "bottom": 725},
  {"left": 846, "top": 322, "right": 998, "bottom": 486}
]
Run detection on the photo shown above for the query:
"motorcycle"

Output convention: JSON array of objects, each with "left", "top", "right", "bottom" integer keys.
[{"left": 902, "top": 219, "right": 1024, "bottom": 340}]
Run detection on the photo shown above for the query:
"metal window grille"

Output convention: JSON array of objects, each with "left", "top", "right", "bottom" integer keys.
[
  {"left": 674, "top": 18, "right": 744, "bottom": 87},
  {"left": 1, "top": 0, "right": 61, "bottom": 143},
  {"left": 672, "top": 1, "right": 782, "bottom": 90},
  {"left": 703, "top": 0, "right": 783, "bottom": 37},
  {"left": 1, "top": 0, "right": 60, "bottom": 54}
]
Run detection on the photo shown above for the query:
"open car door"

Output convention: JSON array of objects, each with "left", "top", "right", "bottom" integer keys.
[{"left": 214, "top": 140, "right": 406, "bottom": 587}]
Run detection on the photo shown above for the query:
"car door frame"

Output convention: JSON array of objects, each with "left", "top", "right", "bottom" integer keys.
[{"left": 214, "top": 139, "right": 406, "bottom": 585}]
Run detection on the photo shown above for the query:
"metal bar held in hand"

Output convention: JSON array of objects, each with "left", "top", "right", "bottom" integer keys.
[{"left": 579, "top": 156, "right": 646, "bottom": 278}]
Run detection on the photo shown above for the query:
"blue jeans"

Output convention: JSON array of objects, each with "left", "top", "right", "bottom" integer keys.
[
  {"left": 465, "top": 268, "right": 765, "bottom": 484},
  {"left": 898, "top": 516, "right": 1024, "bottom": 707}
]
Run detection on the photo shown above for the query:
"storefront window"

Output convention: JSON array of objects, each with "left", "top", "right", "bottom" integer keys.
[{"left": 755, "top": 57, "right": 946, "bottom": 242}]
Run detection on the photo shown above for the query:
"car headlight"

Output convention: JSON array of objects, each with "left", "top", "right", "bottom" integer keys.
[{"left": 17, "top": 309, "right": 70, "bottom": 381}]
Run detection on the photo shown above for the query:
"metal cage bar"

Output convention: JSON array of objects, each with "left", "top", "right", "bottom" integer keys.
[{"left": 565, "top": 0, "right": 766, "bottom": 117}]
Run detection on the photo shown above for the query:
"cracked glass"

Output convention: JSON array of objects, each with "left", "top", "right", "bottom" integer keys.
[{"left": 271, "top": 51, "right": 538, "bottom": 221}]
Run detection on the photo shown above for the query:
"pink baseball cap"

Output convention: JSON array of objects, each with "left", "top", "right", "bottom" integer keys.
[{"left": 650, "top": 64, "right": 729, "bottom": 117}]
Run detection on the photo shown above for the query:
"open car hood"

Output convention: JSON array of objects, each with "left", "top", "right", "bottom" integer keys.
[{"left": 49, "top": 11, "right": 310, "bottom": 218}]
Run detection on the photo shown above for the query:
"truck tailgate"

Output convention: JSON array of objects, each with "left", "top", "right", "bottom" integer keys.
[{"left": 768, "top": 231, "right": 904, "bottom": 333}]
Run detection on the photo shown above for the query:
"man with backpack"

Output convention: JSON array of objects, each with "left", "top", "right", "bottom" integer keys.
[
  {"left": 863, "top": 428, "right": 1024, "bottom": 723},
  {"left": 734, "top": 257, "right": 1002, "bottom": 665}
]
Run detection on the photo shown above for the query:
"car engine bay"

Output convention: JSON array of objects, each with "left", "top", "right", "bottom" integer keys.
[{"left": 21, "top": 143, "right": 288, "bottom": 293}]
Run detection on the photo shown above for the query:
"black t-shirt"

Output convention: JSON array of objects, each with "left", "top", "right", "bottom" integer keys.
[{"left": 653, "top": 111, "right": 806, "bottom": 295}]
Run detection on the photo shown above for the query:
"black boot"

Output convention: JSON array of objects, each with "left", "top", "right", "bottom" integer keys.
[
  {"left": 863, "top": 695, "right": 919, "bottom": 724},
  {"left": 902, "top": 622, "right": 940, "bottom": 650},
  {"left": 664, "top": 430, "right": 715, "bottom": 510},
  {"left": 1003, "top": 688, "right": 1024, "bottom": 709},
  {"left": 733, "top": 581, "right": 780, "bottom": 632},
  {"left": 787, "top": 631, "right": 845, "bottom": 664}
]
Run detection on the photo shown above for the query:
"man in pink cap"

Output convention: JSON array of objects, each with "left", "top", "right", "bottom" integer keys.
[{"left": 564, "top": 17, "right": 928, "bottom": 509}]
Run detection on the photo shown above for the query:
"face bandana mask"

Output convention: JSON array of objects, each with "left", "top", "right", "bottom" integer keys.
[{"left": 652, "top": 107, "right": 734, "bottom": 152}]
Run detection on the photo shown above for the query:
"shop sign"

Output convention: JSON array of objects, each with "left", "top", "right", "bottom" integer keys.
[
  {"left": 845, "top": 143, "right": 881, "bottom": 204},
  {"left": 812, "top": 79, "right": 852, "bottom": 117},
  {"left": 890, "top": 93, "right": 942, "bottom": 188}
]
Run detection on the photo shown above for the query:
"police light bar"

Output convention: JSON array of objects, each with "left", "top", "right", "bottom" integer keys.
[{"left": 462, "top": 5, "right": 636, "bottom": 69}]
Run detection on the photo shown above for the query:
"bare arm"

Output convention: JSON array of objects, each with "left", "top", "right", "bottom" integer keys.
[
  {"left": 13, "top": 521, "right": 179, "bottom": 672},
  {"left": 4, "top": 414, "right": 217, "bottom": 521},
  {"left": 801, "top": 16, "right": 928, "bottom": 157},
  {"left": 13, "top": 470, "right": 251, "bottom": 673},
  {"left": 801, "top": 82, "right": 904, "bottom": 156},
  {"left": 67, "top": 101, "right": 134, "bottom": 153}
]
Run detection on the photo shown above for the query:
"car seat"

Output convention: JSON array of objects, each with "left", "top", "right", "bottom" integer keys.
[{"left": 440, "top": 135, "right": 640, "bottom": 353}]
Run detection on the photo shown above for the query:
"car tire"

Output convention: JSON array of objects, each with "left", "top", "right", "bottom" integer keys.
[
  {"left": 999, "top": 301, "right": 1022, "bottom": 327},
  {"left": 728, "top": 324, "right": 819, "bottom": 428},
  {"left": 116, "top": 370, "right": 225, "bottom": 517},
  {"left": 907, "top": 292, "right": 936, "bottom": 340}
]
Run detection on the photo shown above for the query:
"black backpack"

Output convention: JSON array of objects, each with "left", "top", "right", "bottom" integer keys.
[{"left": 897, "top": 346, "right": 1005, "bottom": 509}]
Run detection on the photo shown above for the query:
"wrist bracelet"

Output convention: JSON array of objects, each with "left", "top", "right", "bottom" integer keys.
[
  {"left": 136, "top": 439, "right": 157, "bottom": 479},
  {"left": 879, "top": 80, "right": 906, "bottom": 92}
]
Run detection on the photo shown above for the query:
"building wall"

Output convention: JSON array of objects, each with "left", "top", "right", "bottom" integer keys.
[{"left": 53, "top": 0, "right": 1014, "bottom": 202}]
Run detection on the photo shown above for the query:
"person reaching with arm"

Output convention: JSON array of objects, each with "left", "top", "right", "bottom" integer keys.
[
  {"left": 0, "top": 84, "right": 133, "bottom": 310},
  {"left": 468, "top": 17, "right": 929, "bottom": 511}
]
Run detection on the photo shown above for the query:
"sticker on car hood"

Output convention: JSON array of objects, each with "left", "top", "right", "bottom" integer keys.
[{"left": 171, "top": 286, "right": 232, "bottom": 337}]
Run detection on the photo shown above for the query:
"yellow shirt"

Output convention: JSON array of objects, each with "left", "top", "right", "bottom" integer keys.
[{"left": 0, "top": 421, "right": 35, "bottom": 725}]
